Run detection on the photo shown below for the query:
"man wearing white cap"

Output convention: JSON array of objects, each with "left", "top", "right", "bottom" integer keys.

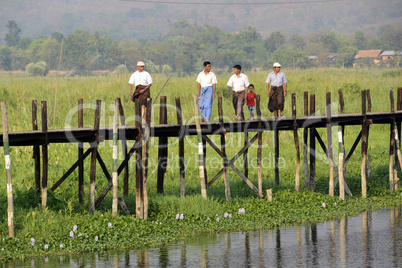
[
  {"left": 129, "top": 61, "right": 153, "bottom": 121},
  {"left": 266, "top": 62, "right": 287, "bottom": 119}
]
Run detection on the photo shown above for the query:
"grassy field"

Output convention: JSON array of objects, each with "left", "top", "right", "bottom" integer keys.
[{"left": 0, "top": 68, "right": 401, "bottom": 260}]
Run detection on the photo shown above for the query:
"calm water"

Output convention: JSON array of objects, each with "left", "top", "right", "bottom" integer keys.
[{"left": 3, "top": 208, "right": 401, "bottom": 268}]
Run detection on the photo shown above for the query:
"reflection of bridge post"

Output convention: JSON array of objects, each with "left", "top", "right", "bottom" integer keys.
[
  {"left": 311, "top": 224, "right": 318, "bottom": 266},
  {"left": 362, "top": 210, "right": 370, "bottom": 267},
  {"left": 245, "top": 233, "right": 251, "bottom": 267},
  {"left": 296, "top": 226, "right": 303, "bottom": 268},
  {"left": 136, "top": 248, "right": 149, "bottom": 268},
  {"left": 224, "top": 233, "right": 231, "bottom": 267},
  {"left": 259, "top": 230, "right": 265, "bottom": 268},
  {"left": 201, "top": 245, "right": 208, "bottom": 268},
  {"left": 330, "top": 220, "right": 336, "bottom": 268},
  {"left": 180, "top": 244, "right": 186, "bottom": 268},
  {"left": 340, "top": 216, "right": 347, "bottom": 268},
  {"left": 275, "top": 229, "right": 282, "bottom": 267}
]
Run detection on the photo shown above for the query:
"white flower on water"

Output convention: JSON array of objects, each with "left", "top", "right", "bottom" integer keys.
[
  {"left": 30, "top": 237, "right": 35, "bottom": 246},
  {"left": 180, "top": 214, "right": 184, "bottom": 220},
  {"left": 108, "top": 222, "right": 113, "bottom": 228},
  {"left": 322, "top": 202, "right": 326, "bottom": 208},
  {"left": 73, "top": 225, "right": 77, "bottom": 232},
  {"left": 95, "top": 236, "right": 98, "bottom": 241},
  {"left": 44, "top": 244, "right": 48, "bottom": 250}
]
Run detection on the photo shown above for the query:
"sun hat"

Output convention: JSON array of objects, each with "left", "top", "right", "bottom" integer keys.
[
  {"left": 137, "top": 61, "right": 145, "bottom": 66},
  {"left": 273, "top": 62, "right": 281, "bottom": 68}
]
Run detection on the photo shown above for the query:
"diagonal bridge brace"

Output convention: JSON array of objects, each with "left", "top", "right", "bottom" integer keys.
[{"left": 203, "top": 133, "right": 263, "bottom": 199}]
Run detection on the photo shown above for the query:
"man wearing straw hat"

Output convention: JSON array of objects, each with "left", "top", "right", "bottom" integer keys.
[
  {"left": 266, "top": 62, "right": 287, "bottom": 119},
  {"left": 129, "top": 61, "right": 153, "bottom": 121}
]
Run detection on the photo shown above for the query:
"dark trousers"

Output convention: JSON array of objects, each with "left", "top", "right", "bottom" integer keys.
[{"left": 232, "top": 90, "right": 245, "bottom": 119}]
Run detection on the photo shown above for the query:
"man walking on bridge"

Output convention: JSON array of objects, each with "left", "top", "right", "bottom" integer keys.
[{"left": 197, "top": 61, "right": 217, "bottom": 123}]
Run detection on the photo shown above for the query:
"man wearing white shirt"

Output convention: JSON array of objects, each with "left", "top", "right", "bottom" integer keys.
[
  {"left": 266, "top": 62, "right": 287, "bottom": 119},
  {"left": 196, "top": 61, "right": 217, "bottom": 123},
  {"left": 129, "top": 61, "right": 153, "bottom": 121},
  {"left": 227, "top": 64, "right": 249, "bottom": 121}
]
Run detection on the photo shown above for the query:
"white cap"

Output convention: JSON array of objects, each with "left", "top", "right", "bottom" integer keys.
[
  {"left": 137, "top": 61, "right": 145, "bottom": 66},
  {"left": 273, "top": 62, "right": 281, "bottom": 68}
]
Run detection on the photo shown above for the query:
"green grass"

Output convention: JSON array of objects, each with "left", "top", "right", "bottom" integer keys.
[{"left": 0, "top": 68, "right": 401, "bottom": 260}]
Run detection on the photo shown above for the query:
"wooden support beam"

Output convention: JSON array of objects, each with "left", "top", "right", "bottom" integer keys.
[
  {"left": 78, "top": 98, "right": 84, "bottom": 205},
  {"left": 89, "top": 100, "right": 101, "bottom": 214},
  {"left": 309, "top": 94, "right": 316, "bottom": 190},
  {"left": 117, "top": 98, "right": 129, "bottom": 196},
  {"left": 244, "top": 128, "right": 249, "bottom": 178},
  {"left": 396, "top": 88, "right": 402, "bottom": 171},
  {"left": 135, "top": 98, "right": 144, "bottom": 218},
  {"left": 32, "top": 100, "right": 40, "bottom": 197},
  {"left": 94, "top": 153, "right": 129, "bottom": 214},
  {"left": 361, "top": 90, "right": 368, "bottom": 198},
  {"left": 326, "top": 92, "right": 334, "bottom": 196},
  {"left": 206, "top": 133, "right": 258, "bottom": 186},
  {"left": 303, "top": 91, "right": 309, "bottom": 189},
  {"left": 51, "top": 147, "right": 93, "bottom": 191},
  {"left": 176, "top": 97, "right": 186, "bottom": 198},
  {"left": 256, "top": 95, "right": 263, "bottom": 196},
  {"left": 41, "top": 101, "right": 48, "bottom": 209},
  {"left": 193, "top": 94, "right": 207, "bottom": 198},
  {"left": 293, "top": 93, "right": 300, "bottom": 193},
  {"left": 1, "top": 102, "right": 15, "bottom": 238},
  {"left": 218, "top": 96, "right": 231, "bottom": 202},
  {"left": 157, "top": 96, "right": 167, "bottom": 194}
]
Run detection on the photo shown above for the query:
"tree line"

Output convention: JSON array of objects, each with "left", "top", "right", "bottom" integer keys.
[{"left": 0, "top": 19, "right": 401, "bottom": 75}]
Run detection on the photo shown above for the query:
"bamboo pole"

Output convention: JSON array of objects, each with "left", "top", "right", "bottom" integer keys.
[
  {"left": 303, "top": 91, "right": 309, "bottom": 189},
  {"left": 41, "top": 101, "right": 48, "bottom": 209},
  {"left": 78, "top": 99, "right": 84, "bottom": 205},
  {"left": 390, "top": 88, "right": 395, "bottom": 190},
  {"left": 256, "top": 95, "right": 263, "bottom": 196},
  {"left": 274, "top": 127, "right": 279, "bottom": 185},
  {"left": 1, "top": 102, "right": 14, "bottom": 238},
  {"left": 292, "top": 93, "right": 300, "bottom": 192},
  {"left": 361, "top": 90, "right": 367, "bottom": 198},
  {"left": 112, "top": 99, "right": 119, "bottom": 216},
  {"left": 338, "top": 90, "right": 345, "bottom": 200},
  {"left": 89, "top": 100, "right": 101, "bottom": 214},
  {"left": 135, "top": 99, "right": 144, "bottom": 218},
  {"left": 175, "top": 97, "right": 186, "bottom": 198},
  {"left": 194, "top": 94, "right": 207, "bottom": 198},
  {"left": 218, "top": 96, "right": 231, "bottom": 202},
  {"left": 326, "top": 92, "right": 334, "bottom": 196}
]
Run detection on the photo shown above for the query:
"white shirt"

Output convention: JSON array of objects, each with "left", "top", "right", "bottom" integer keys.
[
  {"left": 227, "top": 73, "right": 250, "bottom": 92},
  {"left": 265, "top": 71, "right": 287, "bottom": 87},
  {"left": 196, "top": 71, "right": 217, "bottom": 87},
  {"left": 128, "top": 70, "right": 153, "bottom": 87}
]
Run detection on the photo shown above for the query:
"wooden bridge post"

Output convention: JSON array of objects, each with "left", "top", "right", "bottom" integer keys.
[
  {"left": 274, "top": 127, "right": 279, "bottom": 185},
  {"left": 117, "top": 98, "right": 129, "bottom": 196},
  {"left": 244, "top": 128, "right": 249, "bottom": 179},
  {"left": 218, "top": 96, "right": 231, "bottom": 202},
  {"left": 112, "top": 99, "right": 119, "bottom": 216},
  {"left": 143, "top": 98, "right": 151, "bottom": 220},
  {"left": 89, "top": 100, "right": 101, "bottom": 214},
  {"left": 41, "top": 101, "right": 48, "bottom": 209},
  {"left": 256, "top": 95, "right": 263, "bottom": 196},
  {"left": 1, "top": 102, "right": 15, "bottom": 238},
  {"left": 175, "top": 97, "right": 186, "bottom": 198},
  {"left": 389, "top": 88, "right": 395, "bottom": 190},
  {"left": 292, "top": 93, "right": 300, "bottom": 192},
  {"left": 396, "top": 88, "right": 402, "bottom": 171},
  {"left": 32, "top": 100, "right": 40, "bottom": 197},
  {"left": 157, "top": 96, "right": 167, "bottom": 194},
  {"left": 193, "top": 94, "right": 207, "bottom": 198},
  {"left": 326, "top": 92, "right": 334, "bottom": 196},
  {"left": 135, "top": 99, "right": 144, "bottom": 218},
  {"left": 338, "top": 89, "right": 345, "bottom": 200},
  {"left": 78, "top": 99, "right": 84, "bottom": 205},
  {"left": 303, "top": 91, "right": 309, "bottom": 188},
  {"left": 361, "top": 90, "right": 368, "bottom": 197},
  {"left": 309, "top": 94, "right": 316, "bottom": 190}
]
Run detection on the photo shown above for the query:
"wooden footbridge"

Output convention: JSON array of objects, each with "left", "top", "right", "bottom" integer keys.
[{"left": 1, "top": 88, "right": 401, "bottom": 236}]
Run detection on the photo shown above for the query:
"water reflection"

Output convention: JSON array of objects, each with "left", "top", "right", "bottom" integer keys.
[{"left": 3, "top": 208, "right": 401, "bottom": 267}]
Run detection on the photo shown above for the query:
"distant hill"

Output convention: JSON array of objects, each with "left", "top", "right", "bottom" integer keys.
[{"left": 1, "top": 0, "right": 401, "bottom": 43}]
